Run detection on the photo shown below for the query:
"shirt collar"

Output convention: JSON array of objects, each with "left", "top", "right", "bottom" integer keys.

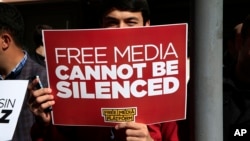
[{"left": 0, "top": 51, "right": 28, "bottom": 80}]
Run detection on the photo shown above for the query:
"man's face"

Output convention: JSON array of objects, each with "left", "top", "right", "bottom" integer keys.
[
  {"left": 102, "top": 9, "right": 150, "bottom": 28},
  {"left": 237, "top": 37, "right": 250, "bottom": 80},
  {"left": 239, "top": 37, "right": 250, "bottom": 62}
]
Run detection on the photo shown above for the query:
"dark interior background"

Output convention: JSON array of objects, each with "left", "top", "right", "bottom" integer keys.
[{"left": 8, "top": 0, "right": 250, "bottom": 53}]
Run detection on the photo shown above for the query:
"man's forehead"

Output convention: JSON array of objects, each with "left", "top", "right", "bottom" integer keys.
[{"left": 104, "top": 10, "right": 143, "bottom": 19}]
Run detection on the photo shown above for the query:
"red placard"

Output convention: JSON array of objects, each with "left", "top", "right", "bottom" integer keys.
[{"left": 43, "top": 23, "right": 188, "bottom": 126}]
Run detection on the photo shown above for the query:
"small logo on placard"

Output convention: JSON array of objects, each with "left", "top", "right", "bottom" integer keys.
[{"left": 101, "top": 107, "right": 137, "bottom": 123}]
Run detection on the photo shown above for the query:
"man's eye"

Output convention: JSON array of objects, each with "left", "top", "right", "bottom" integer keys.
[
  {"left": 103, "top": 21, "right": 117, "bottom": 27},
  {"left": 127, "top": 21, "right": 138, "bottom": 26}
]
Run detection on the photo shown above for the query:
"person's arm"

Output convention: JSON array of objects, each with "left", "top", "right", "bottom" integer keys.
[
  {"left": 31, "top": 121, "right": 77, "bottom": 141},
  {"left": 30, "top": 121, "right": 52, "bottom": 141},
  {"left": 28, "top": 78, "right": 55, "bottom": 140}
]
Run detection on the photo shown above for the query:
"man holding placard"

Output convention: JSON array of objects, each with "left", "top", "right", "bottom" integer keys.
[{"left": 28, "top": 0, "right": 185, "bottom": 140}]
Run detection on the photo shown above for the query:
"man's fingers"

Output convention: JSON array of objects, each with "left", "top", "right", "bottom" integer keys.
[
  {"left": 35, "top": 93, "right": 54, "bottom": 104},
  {"left": 115, "top": 122, "right": 150, "bottom": 140},
  {"left": 115, "top": 122, "right": 141, "bottom": 130},
  {"left": 28, "top": 89, "right": 52, "bottom": 107},
  {"left": 28, "top": 76, "right": 39, "bottom": 90},
  {"left": 32, "top": 88, "right": 52, "bottom": 97}
]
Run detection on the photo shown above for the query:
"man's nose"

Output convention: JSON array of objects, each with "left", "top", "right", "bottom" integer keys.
[{"left": 118, "top": 22, "right": 128, "bottom": 28}]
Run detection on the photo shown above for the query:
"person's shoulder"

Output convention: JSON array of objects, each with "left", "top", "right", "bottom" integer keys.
[
  {"left": 26, "top": 55, "right": 45, "bottom": 68},
  {"left": 30, "top": 52, "right": 46, "bottom": 67},
  {"left": 25, "top": 56, "right": 48, "bottom": 86},
  {"left": 26, "top": 56, "right": 47, "bottom": 80}
]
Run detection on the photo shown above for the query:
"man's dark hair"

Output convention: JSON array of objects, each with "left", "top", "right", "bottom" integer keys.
[
  {"left": 241, "top": 14, "right": 250, "bottom": 43},
  {"left": 33, "top": 24, "right": 52, "bottom": 47},
  {"left": 100, "top": 0, "right": 150, "bottom": 25},
  {"left": 0, "top": 3, "right": 24, "bottom": 47}
]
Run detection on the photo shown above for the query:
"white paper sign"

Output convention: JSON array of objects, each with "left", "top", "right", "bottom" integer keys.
[{"left": 0, "top": 80, "right": 29, "bottom": 141}]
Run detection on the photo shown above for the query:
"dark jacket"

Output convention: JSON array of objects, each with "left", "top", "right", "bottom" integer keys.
[{"left": 9, "top": 55, "right": 47, "bottom": 141}]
